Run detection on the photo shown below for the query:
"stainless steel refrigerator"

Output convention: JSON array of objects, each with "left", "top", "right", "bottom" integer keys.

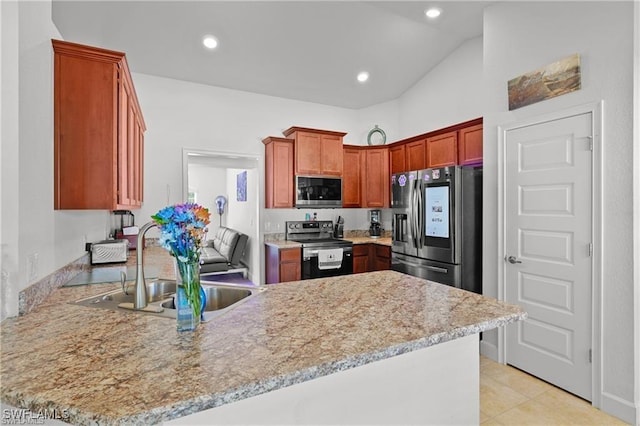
[{"left": 391, "top": 165, "right": 482, "bottom": 294}]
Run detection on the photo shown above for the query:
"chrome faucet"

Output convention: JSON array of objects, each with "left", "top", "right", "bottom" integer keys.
[{"left": 134, "top": 221, "right": 157, "bottom": 309}]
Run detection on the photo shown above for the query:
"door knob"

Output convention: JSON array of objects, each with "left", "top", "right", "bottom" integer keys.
[{"left": 507, "top": 255, "right": 522, "bottom": 264}]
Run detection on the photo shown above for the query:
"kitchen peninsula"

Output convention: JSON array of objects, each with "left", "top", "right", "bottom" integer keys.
[{"left": 1, "top": 247, "right": 525, "bottom": 425}]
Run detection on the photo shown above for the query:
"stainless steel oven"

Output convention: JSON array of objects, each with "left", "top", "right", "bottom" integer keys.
[{"left": 286, "top": 220, "right": 353, "bottom": 279}]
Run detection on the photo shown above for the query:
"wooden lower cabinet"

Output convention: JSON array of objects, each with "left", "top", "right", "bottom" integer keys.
[
  {"left": 265, "top": 245, "right": 301, "bottom": 284},
  {"left": 373, "top": 245, "right": 391, "bottom": 271},
  {"left": 352, "top": 244, "right": 370, "bottom": 274},
  {"left": 352, "top": 244, "right": 391, "bottom": 274}
]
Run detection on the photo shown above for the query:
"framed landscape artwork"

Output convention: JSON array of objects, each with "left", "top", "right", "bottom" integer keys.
[{"left": 508, "top": 54, "right": 581, "bottom": 110}]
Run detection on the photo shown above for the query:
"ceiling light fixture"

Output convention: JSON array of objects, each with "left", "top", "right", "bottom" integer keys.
[
  {"left": 357, "top": 71, "right": 370, "bottom": 83},
  {"left": 202, "top": 35, "right": 218, "bottom": 50},
  {"left": 425, "top": 7, "right": 441, "bottom": 19}
]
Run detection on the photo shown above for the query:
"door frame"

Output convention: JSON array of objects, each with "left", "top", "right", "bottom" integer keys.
[
  {"left": 497, "top": 101, "right": 603, "bottom": 408},
  {"left": 181, "top": 148, "right": 264, "bottom": 284}
]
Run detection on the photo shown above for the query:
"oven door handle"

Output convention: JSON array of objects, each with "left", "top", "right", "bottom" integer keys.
[{"left": 304, "top": 249, "right": 352, "bottom": 258}]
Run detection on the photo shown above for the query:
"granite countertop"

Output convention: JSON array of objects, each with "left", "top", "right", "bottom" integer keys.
[{"left": 1, "top": 247, "right": 525, "bottom": 425}]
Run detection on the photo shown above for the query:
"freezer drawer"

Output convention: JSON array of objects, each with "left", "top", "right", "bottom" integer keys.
[{"left": 391, "top": 253, "right": 460, "bottom": 289}]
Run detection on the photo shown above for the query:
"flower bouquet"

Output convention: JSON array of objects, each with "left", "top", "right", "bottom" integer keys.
[{"left": 152, "top": 203, "right": 210, "bottom": 331}]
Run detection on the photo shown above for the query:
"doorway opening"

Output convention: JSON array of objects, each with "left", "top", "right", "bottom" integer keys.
[{"left": 182, "top": 149, "right": 261, "bottom": 284}]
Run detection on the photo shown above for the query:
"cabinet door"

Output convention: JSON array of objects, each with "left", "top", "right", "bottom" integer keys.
[
  {"left": 53, "top": 40, "right": 145, "bottom": 210},
  {"left": 426, "top": 131, "right": 457, "bottom": 168},
  {"left": 264, "top": 137, "right": 294, "bottom": 208},
  {"left": 273, "top": 142, "right": 294, "bottom": 208},
  {"left": 406, "top": 139, "right": 427, "bottom": 171},
  {"left": 54, "top": 47, "right": 118, "bottom": 209},
  {"left": 373, "top": 245, "right": 391, "bottom": 271},
  {"left": 364, "top": 147, "right": 390, "bottom": 208},
  {"left": 280, "top": 262, "right": 301, "bottom": 283},
  {"left": 118, "top": 76, "right": 133, "bottom": 207},
  {"left": 118, "top": 76, "right": 144, "bottom": 208},
  {"left": 321, "top": 134, "right": 343, "bottom": 176},
  {"left": 265, "top": 246, "right": 301, "bottom": 283},
  {"left": 458, "top": 124, "right": 483, "bottom": 165},
  {"left": 389, "top": 144, "right": 406, "bottom": 174},
  {"left": 279, "top": 247, "right": 301, "bottom": 283},
  {"left": 295, "top": 132, "right": 322, "bottom": 175},
  {"left": 352, "top": 244, "right": 370, "bottom": 274},
  {"left": 342, "top": 147, "right": 363, "bottom": 208}
]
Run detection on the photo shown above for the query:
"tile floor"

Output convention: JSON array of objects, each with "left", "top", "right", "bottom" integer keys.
[{"left": 480, "top": 356, "right": 629, "bottom": 425}]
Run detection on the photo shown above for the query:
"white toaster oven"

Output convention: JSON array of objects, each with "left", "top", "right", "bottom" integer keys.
[{"left": 90, "top": 239, "right": 129, "bottom": 264}]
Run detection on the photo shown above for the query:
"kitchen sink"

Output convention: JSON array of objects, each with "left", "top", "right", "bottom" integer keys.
[
  {"left": 73, "top": 280, "right": 262, "bottom": 321},
  {"left": 161, "top": 286, "right": 252, "bottom": 312}
]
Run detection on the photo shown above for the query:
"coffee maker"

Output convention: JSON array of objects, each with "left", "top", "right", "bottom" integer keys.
[{"left": 369, "top": 209, "right": 382, "bottom": 238}]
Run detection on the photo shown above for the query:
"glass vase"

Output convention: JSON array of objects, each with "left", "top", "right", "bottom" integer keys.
[{"left": 174, "top": 258, "right": 204, "bottom": 332}]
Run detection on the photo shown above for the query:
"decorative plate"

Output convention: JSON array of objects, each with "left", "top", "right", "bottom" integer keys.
[{"left": 367, "top": 125, "right": 386, "bottom": 146}]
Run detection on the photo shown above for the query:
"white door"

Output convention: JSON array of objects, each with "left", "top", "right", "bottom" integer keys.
[{"left": 504, "top": 112, "right": 593, "bottom": 401}]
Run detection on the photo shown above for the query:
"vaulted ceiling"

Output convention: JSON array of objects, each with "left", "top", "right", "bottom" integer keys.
[{"left": 52, "top": 1, "right": 489, "bottom": 109}]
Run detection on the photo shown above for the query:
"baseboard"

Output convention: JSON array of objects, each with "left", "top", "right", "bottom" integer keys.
[
  {"left": 480, "top": 339, "right": 499, "bottom": 361},
  {"left": 600, "top": 391, "right": 637, "bottom": 425}
]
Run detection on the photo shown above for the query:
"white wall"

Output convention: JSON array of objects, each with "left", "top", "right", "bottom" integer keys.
[
  {"left": 482, "top": 2, "right": 635, "bottom": 422},
  {"left": 398, "top": 36, "right": 484, "bottom": 138},
  {"left": 226, "top": 168, "right": 259, "bottom": 279},
  {"left": 1, "top": 0, "right": 109, "bottom": 321},
  {"left": 133, "top": 73, "right": 400, "bottom": 284},
  {"left": 634, "top": 5, "right": 640, "bottom": 425},
  {"left": 188, "top": 163, "right": 227, "bottom": 235},
  {"left": 133, "top": 72, "right": 362, "bottom": 231},
  {"left": 1, "top": 0, "right": 20, "bottom": 320}
]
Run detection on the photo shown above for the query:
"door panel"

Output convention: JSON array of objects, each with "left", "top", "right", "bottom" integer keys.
[{"left": 505, "top": 112, "right": 592, "bottom": 401}]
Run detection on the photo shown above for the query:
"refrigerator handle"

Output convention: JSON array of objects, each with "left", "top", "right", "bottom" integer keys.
[
  {"left": 411, "top": 178, "right": 418, "bottom": 249},
  {"left": 408, "top": 180, "right": 414, "bottom": 247},
  {"left": 394, "top": 214, "right": 407, "bottom": 242},
  {"left": 417, "top": 178, "right": 423, "bottom": 249}
]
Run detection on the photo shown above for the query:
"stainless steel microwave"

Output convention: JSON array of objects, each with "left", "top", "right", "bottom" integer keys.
[{"left": 295, "top": 176, "right": 342, "bottom": 208}]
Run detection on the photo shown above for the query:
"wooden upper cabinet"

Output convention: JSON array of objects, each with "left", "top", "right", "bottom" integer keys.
[
  {"left": 342, "top": 146, "right": 364, "bottom": 208},
  {"left": 405, "top": 139, "right": 427, "bottom": 171},
  {"left": 389, "top": 144, "right": 406, "bottom": 175},
  {"left": 458, "top": 124, "right": 483, "bottom": 165},
  {"left": 263, "top": 137, "right": 294, "bottom": 208},
  {"left": 283, "top": 127, "right": 346, "bottom": 176},
  {"left": 53, "top": 39, "right": 146, "bottom": 210},
  {"left": 320, "top": 134, "right": 344, "bottom": 175},
  {"left": 363, "top": 147, "right": 390, "bottom": 208},
  {"left": 426, "top": 131, "right": 457, "bottom": 168}
]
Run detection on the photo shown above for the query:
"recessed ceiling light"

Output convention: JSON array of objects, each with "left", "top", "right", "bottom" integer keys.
[
  {"left": 357, "top": 71, "right": 370, "bottom": 83},
  {"left": 425, "top": 7, "right": 441, "bottom": 19},
  {"left": 202, "top": 35, "right": 218, "bottom": 49}
]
